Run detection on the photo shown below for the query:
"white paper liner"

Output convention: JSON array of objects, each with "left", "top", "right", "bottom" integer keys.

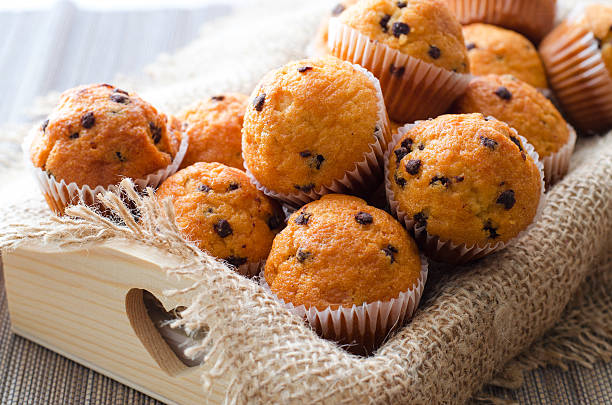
[
  {"left": 539, "top": 18, "right": 612, "bottom": 133},
  {"left": 542, "top": 124, "right": 577, "bottom": 187},
  {"left": 22, "top": 126, "right": 189, "bottom": 215},
  {"left": 260, "top": 254, "right": 428, "bottom": 355},
  {"left": 384, "top": 118, "right": 546, "bottom": 264},
  {"left": 327, "top": 18, "right": 472, "bottom": 123},
  {"left": 244, "top": 60, "right": 390, "bottom": 207},
  {"left": 443, "top": 0, "right": 555, "bottom": 42}
]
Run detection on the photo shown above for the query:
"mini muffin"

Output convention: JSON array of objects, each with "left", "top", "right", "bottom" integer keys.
[
  {"left": 443, "top": 0, "right": 555, "bottom": 43},
  {"left": 242, "top": 56, "right": 389, "bottom": 205},
  {"left": 386, "top": 114, "right": 543, "bottom": 263},
  {"left": 264, "top": 194, "right": 425, "bottom": 353},
  {"left": 308, "top": 0, "right": 358, "bottom": 56},
  {"left": 463, "top": 23, "right": 548, "bottom": 89},
  {"left": 178, "top": 93, "right": 248, "bottom": 170},
  {"left": 28, "top": 83, "right": 185, "bottom": 214},
  {"left": 329, "top": 0, "right": 471, "bottom": 122},
  {"left": 540, "top": 4, "right": 612, "bottom": 133},
  {"left": 453, "top": 74, "right": 575, "bottom": 185},
  {"left": 156, "top": 162, "right": 283, "bottom": 276}
]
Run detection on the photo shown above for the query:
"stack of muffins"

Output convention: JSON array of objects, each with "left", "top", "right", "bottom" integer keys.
[{"left": 27, "top": 0, "right": 612, "bottom": 355}]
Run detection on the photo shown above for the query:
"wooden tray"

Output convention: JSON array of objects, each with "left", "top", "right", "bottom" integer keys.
[{"left": 2, "top": 241, "right": 224, "bottom": 405}]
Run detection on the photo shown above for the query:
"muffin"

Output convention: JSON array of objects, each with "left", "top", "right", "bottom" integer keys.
[
  {"left": 28, "top": 83, "right": 187, "bottom": 215},
  {"left": 264, "top": 194, "right": 426, "bottom": 354},
  {"left": 385, "top": 114, "right": 544, "bottom": 263},
  {"left": 328, "top": 0, "right": 471, "bottom": 122},
  {"left": 463, "top": 23, "right": 548, "bottom": 89},
  {"left": 156, "top": 162, "right": 283, "bottom": 276},
  {"left": 178, "top": 93, "right": 248, "bottom": 170},
  {"left": 540, "top": 4, "right": 612, "bottom": 133},
  {"left": 242, "top": 56, "right": 389, "bottom": 206},
  {"left": 442, "top": 0, "right": 555, "bottom": 43},
  {"left": 453, "top": 74, "right": 576, "bottom": 185},
  {"left": 308, "top": 0, "right": 359, "bottom": 57}
]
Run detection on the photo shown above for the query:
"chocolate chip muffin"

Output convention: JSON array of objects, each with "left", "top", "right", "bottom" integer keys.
[
  {"left": 463, "top": 24, "right": 548, "bottom": 89},
  {"left": 156, "top": 162, "right": 283, "bottom": 276},
  {"left": 30, "top": 83, "right": 179, "bottom": 188},
  {"left": 386, "top": 114, "right": 543, "bottom": 263},
  {"left": 242, "top": 56, "right": 389, "bottom": 205},
  {"left": 453, "top": 74, "right": 574, "bottom": 184},
  {"left": 178, "top": 93, "right": 248, "bottom": 170}
]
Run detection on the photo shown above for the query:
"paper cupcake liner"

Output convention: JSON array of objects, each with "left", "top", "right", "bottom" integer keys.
[
  {"left": 384, "top": 119, "right": 546, "bottom": 264},
  {"left": 260, "top": 254, "right": 428, "bottom": 355},
  {"left": 539, "top": 19, "right": 612, "bottom": 133},
  {"left": 23, "top": 127, "right": 189, "bottom": 215},
  {"left": 327, "top": 18, "right": 471, "bottom": 123},
  {"left": 244, "top": 61, "right": 390, "bottom": 207},
  {"left": 444, "top": 0, "right": 555, "bottom": 43},
  {"left": 542, "top": 124, "right": 577, "bottom": 187}
]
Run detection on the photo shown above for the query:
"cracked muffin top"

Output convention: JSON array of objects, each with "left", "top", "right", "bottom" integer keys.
[
  {"left": 338, "top": 0, "right": 469, "bottom": 72},
  {"left": 462, "top": 23, "right": 548, "bottom": 88},
  {"left": 387, "top": 113, "right": 542, "bottom": 246},
  {"left": 178, "top": 93, "right": 248, "bottom": 170},
  {"left": 453, "top": 74, "right": 570, "bottom": 158},
  {"left": 264, "top": 194, "right": 422, "bottom": 310},
  {"left": 30, "top": 83, "right": 179, "bottom": 188},
  {"left": 156, "top": 162, "right": 283, "bottom": 269},
  {"left": 242, "top": 56, "right": 384, "bottom": 197}
]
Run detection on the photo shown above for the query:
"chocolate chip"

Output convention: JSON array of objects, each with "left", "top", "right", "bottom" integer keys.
[
  {"left": 225, "top": 255, "right": 247, "bottom": 268},
  {"left": 298, "top": 66, "right": 313, "bottom": 73},
  {"left": 227, "top": 182, "right": 240, "bottom": 191},
  {"left": 267, "top": 215, "right": 284, "bottom": 230},
  {"left": 294, "top": 211, "right": 311, "bottom": 225},
  {"left": 69, "top": 132, "right": 79, "bottom": 139},
  {"left": 479, "top": 136, "right": 498, "bottom": 150},
  {"left": 380, "top": 14, "right": 391, "bottom": 32},
  {"left": 494, "top": 86, "right": 512, "bottom": 100},
  {"left": 294, "top": 183, "right": 315, "bottom": 193},
  {"left": 466, "top": 42, "right": 476, "bottom": 51},
  {"left": 483, "top": 220, "right": 499, "bottom": 239},
  {"left": 509, "top": 136, "right": 524, "bottom": 152},
  {"left": 331, "top": 3, "right": 345, "bottom": 16},
  {"left": 413, "top": 211, "right": 428, "bottom": 228},
  {"left": 405, "top": 159, "right": 421, "bottom": 175},
  {"left": 392, "top": 22, "right": 410, "bottom": 37},
  {"left": 389, "top": 64, "right": 405, "bottom": 76},
  {"left": 394, "top": 147, "right": 411, "bottom": 165},
  {"left": 41, "top": 119, "right": 49, "bottom": 132},
  {"left": 296, "top": 249, "right": 311, "bottom": 263},
  {"left": 454, "top": 175, "right": 465, "bottom": 182},
  {"left": 401, "top": 138, "right": 413, "bottom": 149},
  {"left": 253, "top": 93, "right": 266, "bottom": 111},
  {"left": 299, "top": 150, "right": 312, "bottom": 158},
  {"left": 382, "top": 244, "right": 398, "bottom": 263},
  {"left": 113, "top": 88, "right": 129, "bottom": 95},
  {"left": 115, "top": 151, "right": 126, "bottom": 162},
  {"left": 313, "top": 154, "right": 325, "bottom": 170},
  {"left": 214, "top": 219, "right": 233, "bottom": 238},
  {"left": 211, "top": 95, "right": 225, "bottom": 101},
  {"left": 496, "top": 189, "right": 516, "bottom": 210},
  {"left": 521, "top": 152, "right": 527, "bottom": 161},
  {"left": 428, "top": 45, "right": 441, "bottom": 59},
  {"left": 355, "top": 211, "right": 373, "bottom": 225},
  {"left": 81, "top": 112, "right": 95, "bottom": 129},
  {"left": 110, "top": 93, "right": 129, "bottom": 104},
  {"left": 596, "top": 38, "right": 602, "bottom": 49},
  {"left": 418, "top": 143, "right": 425, "bottom": 150},
  {"left": 430, "top": 176, "right": 449, "bottom": 187},
  {"left": 149, "top": 122, "right": 162, "bottom": 144},
  {"left": 397, "top": 1, "right": 407, "bottom": 7},
  {"left": 394, "top": 173, "right": 407, "bottom": 188},
  {"left": 198, "top": 184, "right": 211, "bottom": 192}
]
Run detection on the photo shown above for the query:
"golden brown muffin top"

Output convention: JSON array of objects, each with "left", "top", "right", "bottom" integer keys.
[
  {"left": 575, "top": 4, "right": 612, "bottom": 75},
  {"left": 178, "top": 93, "right": 248, "bottom": 170},
  {"left": 264, "top": 194, "right": 422, "bottom": 310},
  {"left": 30, "top": 83, "right": 177, "bottom": 188},
  {"left": 156, "top": 162, "right": 283, "bottom": 267},
  {"left": 463, "top": 23, "right": 548, "bottom": 88},
  {"left": 453, "top": 74, "right": 570, "bottom": 158},
  {"left": 388, "top": 114, "right": 542, "bottom": 246},
  {"left": 339, "top": 0, "right": 469, "bottom": 73},
  {"left": 242, "top": 56, "right": 381, "bottom": 196}
]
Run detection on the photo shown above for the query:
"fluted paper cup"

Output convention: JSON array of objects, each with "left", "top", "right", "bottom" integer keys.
[{"left": 542, "top": 125, "right": 577, "bottom": 187}]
